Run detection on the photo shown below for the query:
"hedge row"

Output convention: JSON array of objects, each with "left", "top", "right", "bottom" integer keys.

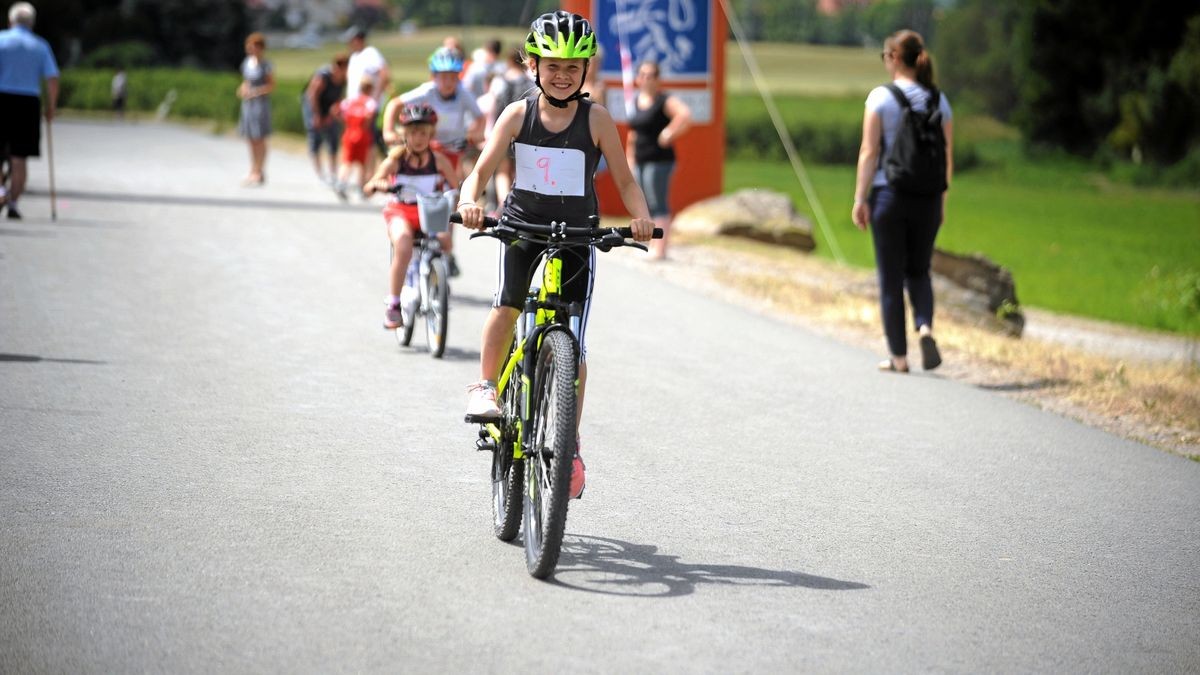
[
  {"left": 60, "top": 68, "right": 307, "bottom": 135},
  {"left": 61, "top": 68, "right": 978, "bottom": 169}
]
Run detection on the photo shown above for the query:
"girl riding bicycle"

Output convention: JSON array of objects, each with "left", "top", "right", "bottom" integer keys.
[
  {"left": 456, "top": 11, "right": 655, "bottom": 498},
  {"left": 364, "top": 103, "right": 459, "bottom": 330}
]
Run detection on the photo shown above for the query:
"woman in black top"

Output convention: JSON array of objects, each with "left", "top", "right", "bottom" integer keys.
[
  {"left": 626, "top": 60, "right": 692, "bottom": 260},
  {"left": 302, "top": 53, "right": 348, "bottom": 185}
]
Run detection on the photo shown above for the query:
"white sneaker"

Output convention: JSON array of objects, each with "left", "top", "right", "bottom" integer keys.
[
  {"left": 465, "top": 380, "right": 501, "bottom": 421},
  {"left": 400, "top": 285, "right": 419, "bottom": 324}
]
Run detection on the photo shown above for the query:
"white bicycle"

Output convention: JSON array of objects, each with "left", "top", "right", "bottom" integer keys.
[{"left": 390, "top": 188, "right": 455, "bottom": 359}]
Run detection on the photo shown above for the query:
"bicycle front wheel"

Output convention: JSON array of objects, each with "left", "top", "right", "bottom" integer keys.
[
  {"left": 425, "top": 256, "right": 449, "bottom": 358},
  {"left": 522, "top": 329, "right": 577, "bottom": 579}
]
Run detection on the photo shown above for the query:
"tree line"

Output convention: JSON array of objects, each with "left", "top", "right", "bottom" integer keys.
[
  {"left": 30, "top": 0, "right": 1200, "bottom": 174},
  {"left": 937, "top": 0, "right": 1200, "bottom": 171}
]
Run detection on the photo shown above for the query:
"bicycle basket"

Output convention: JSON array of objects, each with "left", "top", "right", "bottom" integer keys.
[{"left": 416, "top": 192, "right": 451, "bottom": 235}]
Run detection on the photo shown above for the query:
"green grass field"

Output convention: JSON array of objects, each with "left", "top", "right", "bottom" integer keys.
[{"left": 725, "top": 157, "right": 1200, "bottom": 335}]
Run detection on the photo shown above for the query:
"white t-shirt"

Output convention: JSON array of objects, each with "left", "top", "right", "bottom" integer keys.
[
  {"left": 866, "top": 78, "right": 953, "bottom": 188},
  {"left": 346, "top": 45, "right": 386, "bottom": 101},
  {"left": 399, "top": 81, "right": 482, "bottom": 149}
]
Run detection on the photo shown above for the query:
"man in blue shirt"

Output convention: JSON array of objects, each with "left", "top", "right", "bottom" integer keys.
[{"left": 0, "top": 2, "right": 59, "bottom": 219}]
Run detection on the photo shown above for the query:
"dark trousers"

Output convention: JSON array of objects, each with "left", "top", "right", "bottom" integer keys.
[{"left": 868, "top": 186, "right": 942, "bottom": 357}]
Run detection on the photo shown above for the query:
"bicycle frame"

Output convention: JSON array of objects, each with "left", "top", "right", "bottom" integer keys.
[
  {"left": 404, "top": 234, "right": 442, "bottom": 313},
  {"left": 482, "top": 253, "right": 583, "bottom": 462}
]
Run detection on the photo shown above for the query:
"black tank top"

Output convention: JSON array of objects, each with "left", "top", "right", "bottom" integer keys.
[
  {"left": 629, "top": 93, "right": 675, "bottom": 164},
  {"left": 504, "top": 95, "right": 600, "bottom": 227},
  {"left": 389, "top": 149, "right": 442, "bottom": 203},
  {"left": 312, "top": 66, "right": 345, "bottom": 116}
]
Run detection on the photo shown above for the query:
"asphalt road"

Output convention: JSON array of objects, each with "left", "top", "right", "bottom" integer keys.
[{"left": 2, "top": 120, "right": 1198, "bottom": 673}]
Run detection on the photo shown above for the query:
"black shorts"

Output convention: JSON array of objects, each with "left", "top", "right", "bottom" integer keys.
[
  {"left": 0, "top": 92, "right": 42, "bottom": 158},
  {"left": 495, "top": 241, "right": 594, "bottom": 309},
  {"left": 494, "top": 241, "right": 596, "bottom": 357}
]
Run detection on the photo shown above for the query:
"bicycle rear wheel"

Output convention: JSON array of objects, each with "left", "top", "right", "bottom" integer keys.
[
  {"left": 522, "top": 329, "right": 577, "bottom": 579},
  {"left": 492, "top": 363, "right": 524, "bottom": 541},
  {"left": 492, "top": 443, "right": 523, "bottom": 541},
  {"left": 398, "top": 307, "right": 416, "bottom": 347},
  {"left": 425, "top": 256, "right": 449, "bottom": 358},
  {"left": 393, "top": 243, "right": 415, "bottom": 348}
]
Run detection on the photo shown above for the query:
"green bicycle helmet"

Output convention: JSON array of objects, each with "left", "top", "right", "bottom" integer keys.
[
  {"left": 524, "top": 11, "right": 598, "bottom": 107},
  {"left": 525, "top": 10, "right": 598, "bottom": 59}
]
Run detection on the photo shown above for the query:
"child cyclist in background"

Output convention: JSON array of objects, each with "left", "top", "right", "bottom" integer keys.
[
  {"left": 336, "top": 76, "right": 378, "bottom": 199},
  {"left": 364, "top": 103, "right": 459, "bottom": 330},
  {"left": 456, "top": 11, "right": 654, "bottom": 499}
]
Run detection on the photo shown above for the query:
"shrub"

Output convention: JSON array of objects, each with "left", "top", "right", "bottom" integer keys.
[
  {"left": 725, "top": 92, "right": 981, "bottom": 171},
  {"left": 59, "top": 68, "right": 309, "bottom": 135}
]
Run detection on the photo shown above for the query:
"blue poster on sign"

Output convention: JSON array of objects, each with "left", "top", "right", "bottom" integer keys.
[{"left": 594, "top": 0, "right": 712, "bottom": 82}]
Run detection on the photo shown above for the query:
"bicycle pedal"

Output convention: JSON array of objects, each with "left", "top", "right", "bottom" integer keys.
[
  {"left": 475, "top": 439, "right": 498, "bottom": 452},
  {"left": 464, "top": 413, "right": 501, "bottom": 424}
]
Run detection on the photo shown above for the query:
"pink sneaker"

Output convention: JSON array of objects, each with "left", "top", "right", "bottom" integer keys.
[
  {"left": 569, "top": 448, "right": 586, "bottom": 499},
  {"left": 383, "top": 302, "right": 403, "bottom": 330}
]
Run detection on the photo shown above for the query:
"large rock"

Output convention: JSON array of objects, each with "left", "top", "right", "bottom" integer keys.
[
  {"left": 932, "top": 248, "right": 1025, "bottom": 337},
  {"left": 673, "top": 189, "right": 816, "bottom": 252}
]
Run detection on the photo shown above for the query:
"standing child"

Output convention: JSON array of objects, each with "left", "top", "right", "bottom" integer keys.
[
  {"left": 364, "top": 104, "right": 460, "bottom": 330},
  {"left": 336, "top": 77, "right": 378, "bottom": 199}
]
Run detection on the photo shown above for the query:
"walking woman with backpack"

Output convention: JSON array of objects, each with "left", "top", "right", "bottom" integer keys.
[{"left": 852, "top": 29, "right": 953, "bottom": 373}]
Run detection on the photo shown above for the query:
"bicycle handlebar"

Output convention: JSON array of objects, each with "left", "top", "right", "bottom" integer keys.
[{"left": 450, "top": 212, "right": 663, "bottom": 243}]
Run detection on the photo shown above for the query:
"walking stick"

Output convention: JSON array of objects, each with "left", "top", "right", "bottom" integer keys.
[{"left": 46, "top": 116, "right": 57, "bottom": 221}]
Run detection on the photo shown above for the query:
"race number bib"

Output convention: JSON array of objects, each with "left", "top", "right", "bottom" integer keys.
[
  {"left": 513, "top": 143, "right": 586, "bottom": 197},
  {"left": 392, "top": 174, "right": 439, "bottom": 202}
]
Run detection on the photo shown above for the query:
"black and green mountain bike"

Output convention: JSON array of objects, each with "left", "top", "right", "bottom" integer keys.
[{"left": 454, "top": 213, "right": 660, "bottom": 579}]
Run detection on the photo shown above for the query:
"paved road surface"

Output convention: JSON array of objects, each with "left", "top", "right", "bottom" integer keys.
[{"left": 2, "top": 120, "right": 1198, "bottom": 672}]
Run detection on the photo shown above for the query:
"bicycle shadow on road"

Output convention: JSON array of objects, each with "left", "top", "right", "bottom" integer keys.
[
  {"left": 29, "top": 188, "right": 377, "bottom": 214},
  {"left": 0, "top": 353, "right": 106, "bottom": 365},
  {"left": 395, "top": 345, "right": 481, "bottom": 361},
  {"left": 449, "top": 293, "right": 497, "bottom": 310},
  {"left": 550, "top": 534, "right": 870, "bottom": 597}
]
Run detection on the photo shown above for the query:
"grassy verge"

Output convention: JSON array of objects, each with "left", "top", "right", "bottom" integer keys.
[{"left": 724, "top": 156, "right": 1200, "bottom": 335}]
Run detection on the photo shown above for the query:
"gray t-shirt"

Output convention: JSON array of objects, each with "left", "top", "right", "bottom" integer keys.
[{"left": 865, "top": 79, "right": 953, "bottom": 188}]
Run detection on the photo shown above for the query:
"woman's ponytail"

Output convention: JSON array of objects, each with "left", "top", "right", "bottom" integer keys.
[{"left": 891, "top": 29, "right": 936, "bottom": 91}]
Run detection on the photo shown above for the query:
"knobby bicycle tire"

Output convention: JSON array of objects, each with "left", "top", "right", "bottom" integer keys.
[
  {"left": 522, "top": 329, "right": 577, "bottom": 579},
  {"left": 392, "top": 242, "right": 417, "bottom": 348},
  {"left": 399, "top": 310, "right": 416, "bottom": 347},
  {"left": 493, "top": 361, "right": 524, "bottom": 541},
  {"left": 426, "top": 256, "right": 449, "bottom": 358}
]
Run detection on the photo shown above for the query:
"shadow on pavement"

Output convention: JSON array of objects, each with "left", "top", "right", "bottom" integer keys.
[
  {"left": 28, "top": 188, "right": 377, "bottom": 214},
  {"left": 551, "top": 534, "right": 870, "bottom": 597},
  {"left": 0, "top": 227, "right": 55, "bottom": 237},
  {"left": 976, "top": 378, "right": 1070, "bottom": 393},
  {"left": 0, "top": 353, "right": 106, "bottom": 365},
  {"left": 439, "top": 346, "right": 482, "bottom": 362},
  {"left": 450, "top": 293, "right": 496, "bottom": 310}
]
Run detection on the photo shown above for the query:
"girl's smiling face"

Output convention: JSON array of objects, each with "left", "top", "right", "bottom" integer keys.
[
  {"left": 403, "top": 123, "right": 433, "bottom": 152},
  {"left": 537, "top": 57, "right": 585, "bottom": 96}
]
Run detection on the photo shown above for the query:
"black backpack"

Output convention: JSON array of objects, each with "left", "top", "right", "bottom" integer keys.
[{"left": 882, "top": 83, "right": 948, "bottom": 196}]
